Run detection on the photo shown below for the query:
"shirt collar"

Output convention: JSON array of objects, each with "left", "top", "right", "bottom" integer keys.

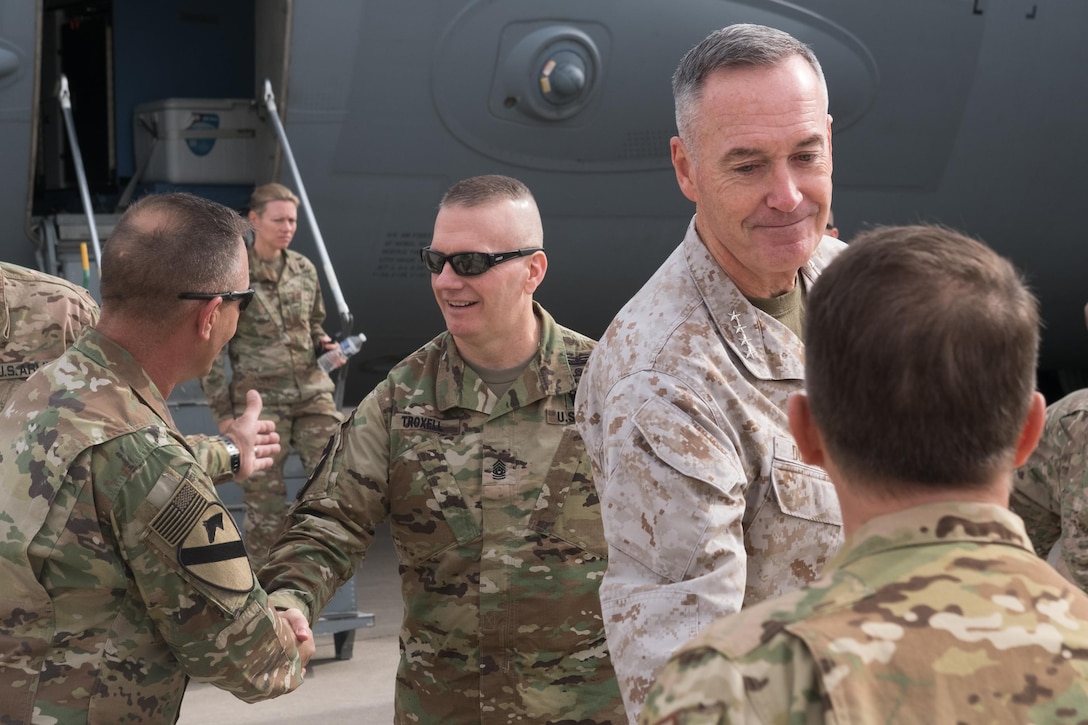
[{"left": 829, "top": 501, "right": 1034, "bottom": 572}]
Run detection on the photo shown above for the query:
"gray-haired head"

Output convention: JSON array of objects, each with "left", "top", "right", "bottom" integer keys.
[{"left": 672, "top": 24, "right": 826, "bottom": 146}]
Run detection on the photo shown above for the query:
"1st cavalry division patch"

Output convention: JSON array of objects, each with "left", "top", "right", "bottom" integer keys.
[{"left": 150, "top": 481, "right": 254, "bottom": 593}]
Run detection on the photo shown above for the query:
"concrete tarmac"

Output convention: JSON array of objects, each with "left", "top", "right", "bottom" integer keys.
[{"left": 177, "top": 523, "right": 403, "bottom": 724}]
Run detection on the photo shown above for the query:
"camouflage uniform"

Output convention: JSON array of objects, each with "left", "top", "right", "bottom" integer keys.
[
  {"left": 261, "top": 303, "right": 624, "bottom": 724},
  {"left": 0, "top": 328, "right": 304, "bottom": 723},
  {"left": 640, "top": 502, "right": 1088, "bottom": 724},
  {"left": 202, "top": 246, "right": 341, "bottom": 565},
  {"left": 575, "top": 219, "right": 846, "bottom": 719},
  {"left": 0, "top": 261, "right": 98, "bottom": 409},
  {"left": 1013, "top": 388, "right": 1088, "bottom": 590},
  {"left": 0, "top": 261, "right": 239, "bottom": 484}
]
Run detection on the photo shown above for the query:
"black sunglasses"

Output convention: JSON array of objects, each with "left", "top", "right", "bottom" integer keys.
[
  {"left": 420, "top": 247, "right": 543, "bottom": 276},
  {"left": 177, "top": 288, "right": 256, "bottom": 312}
]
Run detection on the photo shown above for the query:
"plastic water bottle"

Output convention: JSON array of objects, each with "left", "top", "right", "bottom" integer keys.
[{"left": 318, "top": 333, "right": 366, "bottom": 373}]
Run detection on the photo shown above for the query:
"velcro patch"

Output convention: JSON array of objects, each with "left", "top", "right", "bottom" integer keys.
[
  {"left": 177, "top": 502, "right": 254, "bottom": 593},
  {"left": 150, "top": 481, "right": 208, "bottom": 547},
  {"left": 0, "top": 361, "right": 41, "bottom": 381},
  {"left": 393, "top": 413, "right": 460, "bottom": 435},
  {"left": 545, "top": 408, "right": 577, "bottom": 425}
]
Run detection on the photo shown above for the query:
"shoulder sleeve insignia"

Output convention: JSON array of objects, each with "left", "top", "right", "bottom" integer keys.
[
  {"left": 178, "top": 502, "right": 254, "bottom": 593},
  {"left": 151, "top": 480, "right": 254, "bottom": 593}
]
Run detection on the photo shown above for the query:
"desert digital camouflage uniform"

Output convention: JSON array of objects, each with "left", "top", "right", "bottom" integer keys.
[
  {"left": 575, "top": 218, "right": 846, "bottom": 719},
  {"left": 641, "top": 502, "right": 1088, "bottom": 724},
  {"left": 261, "top": 302, "right": 624, "bottom": 724},
  {"left": 0, "top": 328, "right": 305, "bottom": 723},
  {"left": 1013, "top": 388, "right": 1088, "bottom": 590},
  {"left": 202, "top": 245, "right": 341, "bottom": 564},
  {"left": 0, "top": 261, "right": 240, "bottom": 484}
]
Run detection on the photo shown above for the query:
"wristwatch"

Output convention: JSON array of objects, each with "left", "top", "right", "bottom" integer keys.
[{"left": 221, "top": 436, "right": 241, "bottom": 475}]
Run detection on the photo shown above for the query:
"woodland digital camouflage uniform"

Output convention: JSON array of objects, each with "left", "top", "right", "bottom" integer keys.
[
  {"left": 1013, "top": 388, "right": 1088, "bottom": 590},
  {"left": 0, "top": 329, "right": 304, "bottom": 723},
  {"left": 202, "top": 245, "right": 341, "bottom": 564},
  {"left": 575, "top": 220, "right": 845, "bottom": 718},
  {"left": 641, "top": 502, "right": 1088, "bottom": 724},
  {"left": 0, "top": 260, "right": 240, "bottom": 483},
  {"left": 261, "top": 303, "right": 624, "bottom": 724}
]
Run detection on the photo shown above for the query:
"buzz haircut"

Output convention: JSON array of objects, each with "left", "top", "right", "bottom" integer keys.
[{"left": 440, "top": 175, "right": 534, "bottom": 209}]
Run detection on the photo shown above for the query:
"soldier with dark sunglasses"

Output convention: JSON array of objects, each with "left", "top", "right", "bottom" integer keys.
[{"left": 260, "top": 175, "right": 624, "bottom": 723}]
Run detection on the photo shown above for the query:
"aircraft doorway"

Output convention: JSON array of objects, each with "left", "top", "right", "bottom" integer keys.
[{"left": 33, "top": 0, "right": 290, "bottom": 216}]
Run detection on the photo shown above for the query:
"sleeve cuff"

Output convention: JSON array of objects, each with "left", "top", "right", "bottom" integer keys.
[{"left": 267, "top": 590, "right": 312, "bottom": 619}]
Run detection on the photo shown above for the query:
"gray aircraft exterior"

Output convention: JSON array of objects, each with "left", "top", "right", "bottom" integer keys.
[{"left": 1, "top": 0, "right": 1085, "bottom": 405}]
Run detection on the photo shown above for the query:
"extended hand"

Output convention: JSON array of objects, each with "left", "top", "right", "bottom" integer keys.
[
  {"left": 276, "top": 607, "right": 316, "bottom": 670},
  {"left": 221, "top": 389, "right": 281, "bottom": 481}
]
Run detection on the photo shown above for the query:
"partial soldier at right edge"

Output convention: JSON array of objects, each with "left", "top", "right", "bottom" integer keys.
[{"left": 1013, "top": 387, "right": 1088, "bottom": 590}]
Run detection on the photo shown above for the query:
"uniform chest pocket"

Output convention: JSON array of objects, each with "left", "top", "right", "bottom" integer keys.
[
  {"left": 770, "top": 436, "right": 842, "bottom": 525},
  {"left": 391, "top": 440, "right": 482, "bottom": 566},
  {"left": 528, "top": 427, "right": 607, "bottom": 560}
]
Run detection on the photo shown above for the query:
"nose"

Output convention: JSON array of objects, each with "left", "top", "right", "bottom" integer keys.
[{"left": 765, "top": 162, "right": 803, "bottom": 212}]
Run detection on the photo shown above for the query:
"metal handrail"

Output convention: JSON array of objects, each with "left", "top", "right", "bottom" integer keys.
[
  {"left": 260, "top": 80, "right": 357, "bottom": 406},
  {"left": 56, "top": 75, "right": 102, "bottom": 276}
]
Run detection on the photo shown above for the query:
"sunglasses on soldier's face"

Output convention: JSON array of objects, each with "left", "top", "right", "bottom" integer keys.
[
  {"left": 177, "top": 289, "right": 256, "bottom": 312},
  {"left": 419, "top": 247, "right": 543, "bottom": 276}
]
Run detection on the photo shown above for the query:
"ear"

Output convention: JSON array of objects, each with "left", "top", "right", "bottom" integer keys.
[
  {"left": 671, "top": 136, "right": 699, "bottom": 204},
  {"left": 788, "top": 393, "right": 826, "bottom": 468},
  {"left": 196, "top": 297, "right": 221, "bottom": 341},
  {"left": 1012, "top": 392, "right": 1047, "bottom": 467},
  {"left": 524, "top": 250, "right": 548, "bottom": 294},
  {"left": 248, "top": 209, "right": 259, "bottom": 225}
]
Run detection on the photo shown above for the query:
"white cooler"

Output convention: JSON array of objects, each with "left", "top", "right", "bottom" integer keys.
[{"left": 133, "top": 98, "right": 259, "bottom": 185}]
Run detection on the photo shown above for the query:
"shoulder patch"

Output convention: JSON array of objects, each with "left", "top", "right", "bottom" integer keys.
[
  {"left": 150, "top": 481, "right": 254, "bottom": 593},
  {"left": 150, "top": 480, "right": 208, "bottom": 546},
  {"left": 178, "top": 502, "right": 254, "bottom": 593}
]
